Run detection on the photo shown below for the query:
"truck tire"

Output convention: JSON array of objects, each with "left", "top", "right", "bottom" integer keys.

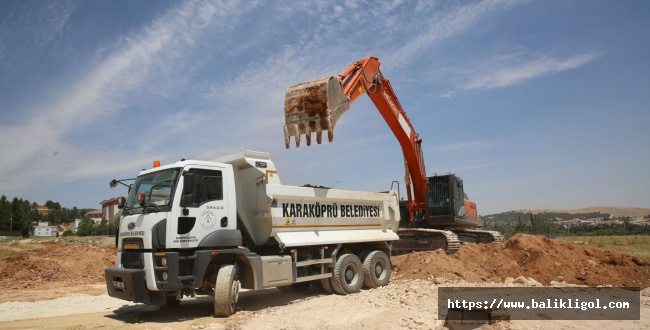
[
  {"left": 214, "top": 264, "right": 240, "bottom": 317},
  {"left": 320, "top": 277, "right": 334, "bottom": 294},
  {"left": 362, "top": 250, "right": 391, "bottom": 288},
  {"left": 331, "top": 254, "right": 363, "bottom": 295}
]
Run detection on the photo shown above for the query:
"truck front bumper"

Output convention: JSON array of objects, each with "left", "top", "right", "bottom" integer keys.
[{"left": 105, "top": 268, "right": 149, "bottom": 303}]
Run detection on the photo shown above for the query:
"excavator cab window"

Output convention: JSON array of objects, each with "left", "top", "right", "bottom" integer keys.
[{"left": 427, "top": 176, "right": 452, "bottom": 217}]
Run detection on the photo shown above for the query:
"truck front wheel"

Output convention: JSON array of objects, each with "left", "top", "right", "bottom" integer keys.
[
  {"left": 214, "top": 264, "right": 240, "bottom": 317},
  {"left": 331, "top": 254, "right": 363, "bottom": 295}
]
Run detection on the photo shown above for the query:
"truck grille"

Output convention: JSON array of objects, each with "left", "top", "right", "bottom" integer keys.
[{"left": 122, "top": 252, "right": 144, "bottom": 269}]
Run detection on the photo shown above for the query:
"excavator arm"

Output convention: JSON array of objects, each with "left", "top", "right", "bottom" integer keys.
[{"left": 284, "top": 57, "right": 427, "bottom": 221}]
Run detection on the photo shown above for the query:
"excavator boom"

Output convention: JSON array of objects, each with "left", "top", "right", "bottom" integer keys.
[{"left": 284, "top": 57, "right": 427, "bottom": 219}]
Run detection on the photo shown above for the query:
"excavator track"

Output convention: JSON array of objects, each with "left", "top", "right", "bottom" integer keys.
[
  {"left": 451, "top": 229, "right": 505, "bottom": 244},
  {"left": 393, "top": 228, "right": 461, "bottom": 255}
]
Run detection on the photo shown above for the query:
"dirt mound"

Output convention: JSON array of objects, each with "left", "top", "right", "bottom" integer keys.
[
  {"left": 393, "top": 234, "right": 650, "bottom": 288},
  {"left": 0, "top": 242, "right": 116, "bottom": 291}
]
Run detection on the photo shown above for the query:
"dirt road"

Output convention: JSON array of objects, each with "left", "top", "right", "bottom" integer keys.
[
  {"left": 1, "top": 281, "right": 649, "bottom": 330},
  {"left": 1, "top": 235, "right": 649, "bottom": 329}
]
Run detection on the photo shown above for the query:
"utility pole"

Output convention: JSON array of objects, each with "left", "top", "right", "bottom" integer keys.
[{"left": 9, "top": 215, "right": 13, "bottom": 232}]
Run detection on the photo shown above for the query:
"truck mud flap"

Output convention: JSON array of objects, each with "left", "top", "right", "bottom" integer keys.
[{"left": 105, "top": 268, "right": 149, "bottom": 303}]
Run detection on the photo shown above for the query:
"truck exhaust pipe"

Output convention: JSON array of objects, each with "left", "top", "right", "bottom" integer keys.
[{"left": 284, "top": 76, "right": 350, "bottom": 148}]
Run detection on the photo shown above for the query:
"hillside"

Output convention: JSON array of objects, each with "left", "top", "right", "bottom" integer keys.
[
  {"left": 482, "top": 206, "right": 650, "bottom": 226},
  {"left": 528, "top": 207, "right": 650, "bottom": 218}
]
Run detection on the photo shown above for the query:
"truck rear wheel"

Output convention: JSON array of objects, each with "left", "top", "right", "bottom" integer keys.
[
  {"left": 320, "top": 277, "right": 334, "bottom": 294},
  {"left": 331, "top": 254, "right": 363, "bottom": 295},
  {"left": 214, "top": 264, "right": 240, "bottom": 317},
  {"left": 362, "top": 250, "right": 390, "bottom": 288}
]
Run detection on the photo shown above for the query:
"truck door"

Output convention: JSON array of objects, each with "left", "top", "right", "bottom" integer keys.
[{"left": 168, "top": 166, "right": 235, "bottom": 249}]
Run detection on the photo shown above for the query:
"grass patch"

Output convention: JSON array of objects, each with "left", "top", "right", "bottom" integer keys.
[
  {"left": 0, "top": 242, "right": 47, "bottom": 260},
  {"left": 0, "top": 236, "right": 114, "bottom": 260},
  {"left": 555, "top": 235, "right": 650, "bottom": 260}
]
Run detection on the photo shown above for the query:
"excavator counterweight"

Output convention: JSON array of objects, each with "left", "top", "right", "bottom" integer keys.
[{"left": 284, "top": 76, "right": 349, "bottom": 148}]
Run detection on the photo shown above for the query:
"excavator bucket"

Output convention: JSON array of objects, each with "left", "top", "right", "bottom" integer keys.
[{"left": 284, "top": 76, "right": 350, "bottom": 148}]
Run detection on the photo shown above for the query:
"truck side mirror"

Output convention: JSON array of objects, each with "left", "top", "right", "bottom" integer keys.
[
  {"left": 181, "top": 173, "right": 195, "bottom": 207},
  {"left": 117, "top": 196, "right": 126, "bottom": 209}
]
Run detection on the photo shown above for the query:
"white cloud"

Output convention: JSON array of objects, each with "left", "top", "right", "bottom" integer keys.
[
  {"left": 462, "top": 52, "right": 601, "bottom": 91},
  {"left": 384, "top": 0, "right": 524, "bottom": 68},
  {"left": 0, "top": 0, "right": 253, "bottom": 194},
  {"left": 0, "top": 0, "right": 77, "bottom": 63},
  {"left": 426, "top": 140, "right": 500, "bottom": 153}
]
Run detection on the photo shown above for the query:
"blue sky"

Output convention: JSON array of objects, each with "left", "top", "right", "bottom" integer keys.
[{"left": 1, "top": 0, "right": 648, "bottom": 215}]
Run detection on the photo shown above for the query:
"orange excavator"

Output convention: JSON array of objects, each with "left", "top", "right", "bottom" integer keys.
[{"left": 283, "top": 56, "right": 503, "bottom": 253}]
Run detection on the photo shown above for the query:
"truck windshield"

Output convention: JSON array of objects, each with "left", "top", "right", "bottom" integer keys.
[{"left": 126, "top": 168, "right": 180, "bottom": 210}]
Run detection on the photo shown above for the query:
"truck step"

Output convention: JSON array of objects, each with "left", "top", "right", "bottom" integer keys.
[
  {"left": 295, "top": 258, "right": 333, "bottom": 267},
  {"left": 294, "top": 273, "right": 333, "bottom": 283}
]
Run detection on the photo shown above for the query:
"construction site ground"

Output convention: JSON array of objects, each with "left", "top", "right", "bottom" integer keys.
[{"left": 1, "top": 234, "right": 649, "bottom": 329}]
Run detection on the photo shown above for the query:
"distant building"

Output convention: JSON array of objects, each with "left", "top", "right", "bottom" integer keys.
[
  {"left": 630, "top": 220, "right": 650, "bottom": 226},
  {"left": 84, "top": 210, "right": 103, "bottom": 224},
  {"left": 100, "top": 197, "right": 124, "bottom": 224},
  {"left": 74, "top": 219, "right": 82, "bottom": 232},
  {"left": 34, "top": 205, "right": 50, "bottom": 217},
  {"left": 34, "top": 222, "right": 57, "bottom": 237}
]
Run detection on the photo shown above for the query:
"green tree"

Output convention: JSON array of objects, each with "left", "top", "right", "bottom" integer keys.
[
  {"left": 0, "top": 195, "right": 12, "bottom": 231},
  {"left": 70, "top": 207, "right": 81, "bottom": 221},
  {"left": 76, "top": 218, "right": 96, "bottom": 236},
  {"left": 109, "top": 216, "right": 121, "bottom": 236},
  {"left": 44, "top": 200, "right": 62, "bottom": 210},
  {"left": 12, "top": 198, "right": 38, "bottom": 237}
]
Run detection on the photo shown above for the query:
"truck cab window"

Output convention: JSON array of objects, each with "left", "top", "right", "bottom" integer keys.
[
  {"left": 126, "top": 169, "right": 179, "bottom": 209},
  {"left": 186, "top": 169, "right": 223, "bottom": 207}
]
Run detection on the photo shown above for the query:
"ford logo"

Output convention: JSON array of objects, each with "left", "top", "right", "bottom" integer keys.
[{"left": 127, "top": 222, "right": 136, "bottom": 230}]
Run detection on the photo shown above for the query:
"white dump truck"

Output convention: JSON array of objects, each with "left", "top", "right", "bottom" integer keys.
[{"left": 105, "top": 150, "right": 400, "bottom": 316}]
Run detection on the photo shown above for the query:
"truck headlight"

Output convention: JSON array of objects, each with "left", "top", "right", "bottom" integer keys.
[
  {"left": 161, "top": 257, "right": 167, "bottom": 266},
  {"left": 162, "top": 272, "right": 168, "bottom": 281}
]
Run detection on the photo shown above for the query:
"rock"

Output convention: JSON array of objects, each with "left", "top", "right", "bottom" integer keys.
[
  {"left": 399, "top": 296, "right": 410, "bottom": 305},
  {"left": 504, "top": 277, "right": 514, "bottom": 284},
  {"left": 527, "top": 278, "right": 543, "bottom": 286},
  {"left": 513, "top": 276, "right": 528, "bottom": 284}
]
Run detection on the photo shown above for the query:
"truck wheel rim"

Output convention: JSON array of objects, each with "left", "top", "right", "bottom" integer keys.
[
  {"left": 232, "top": 280, "right": 240, "bottom": 305},
  {"left": 345, "top": 264, "right": 359, "bottom": 284}
]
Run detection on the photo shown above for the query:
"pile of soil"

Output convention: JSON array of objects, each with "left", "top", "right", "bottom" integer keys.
[
  {"left": 0, "top": 241, "right": 116, "bottom": 291},
  {"left": 393, "top": 234, "right": 650, "bottom": 288}
]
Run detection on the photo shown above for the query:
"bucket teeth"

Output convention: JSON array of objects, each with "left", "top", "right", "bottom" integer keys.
[{"left": 283, "top": 76, "right": 349, "bottom": 149}]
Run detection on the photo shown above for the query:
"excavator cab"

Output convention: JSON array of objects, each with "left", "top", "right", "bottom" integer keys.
[
  {"left": 284, "top": 76, "right": 349, "bottom": 148},
  {"left": 399, "top": 174, "right": 477, "bottom": 228}
]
